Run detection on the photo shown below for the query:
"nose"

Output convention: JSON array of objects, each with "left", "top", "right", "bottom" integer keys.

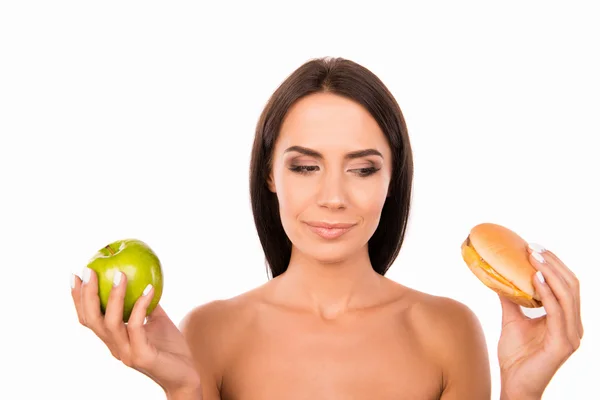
[{"left": 316, "top": 170, "right": 347, "bottom": 210}]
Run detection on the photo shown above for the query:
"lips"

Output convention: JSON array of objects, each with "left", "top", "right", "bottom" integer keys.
[{"left": 304, "top": 221, "right": 356, "bottom": 239}]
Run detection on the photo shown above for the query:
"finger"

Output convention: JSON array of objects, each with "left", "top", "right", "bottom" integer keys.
[
  {"left": 536, "top": 248, "right": 583, "bottom": 339},
  {"left": 498, "top": 293, "right": 527, "bottom": 327},
  {"left": 528, "top": 243, "right": 578, "bottom": 287},
  {"left": 126, "top": 284, "right": 157, "bottom": 369},
  {"left": 80, "top": 267, "right": 110, "bottom": 342},
  {"left": 529, "top": 244, "right": 583, "bottom": 339},
  {"left": 104, "top": 270, "right": 131, "bottom": 360},
  {"left": 146, "top": 303, "right": 168, "bottom": 322},
  {"left": 531, "top": 268, "right": 567, "bottom": 341},
  {"left": 71, "top": 273, "right": 86, "bottom": 326},
  {"left": 542, "top": 251, "right": 579, "bottom": 293},
  {"left": 528, "top": 246, "right": 570, "bottom": 292},
  {"left": 530, "top": 251, "right": 580, "bottom": 349},
  {"left": 542, "top": 250, "right": 583, "bottom": 339},
  {"left": 530, "top": 252, "right": 579, "bottom": 349}
]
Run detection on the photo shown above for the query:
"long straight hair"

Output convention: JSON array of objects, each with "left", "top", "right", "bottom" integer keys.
[{"left": 249, "top": 57, "right": 413, "bottom": 278}]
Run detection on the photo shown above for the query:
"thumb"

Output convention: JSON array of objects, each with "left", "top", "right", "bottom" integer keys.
[
  {"left": 498, "top": 294, "right": 526, "bottom": 327},
  {"left": 147, "top": 303, "right": 169, "bottom": 321}
]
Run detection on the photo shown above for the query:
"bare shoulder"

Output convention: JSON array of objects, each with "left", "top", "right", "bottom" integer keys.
[
  {"left": 179, "top": 285, "right": 264, "bottom": 343},
  {"left": 404, "top": 288, "right": 484, "bottom": 339},
  {"left": 399, "top": 286, "right": 491, "bottom": 399},
  {"left": 178, "top": 286, "right": 265, "bottom": 396}
]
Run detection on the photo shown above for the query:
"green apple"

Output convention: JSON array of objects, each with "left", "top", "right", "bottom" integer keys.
[{"left": 86, "top": 239, "right": 163, "bottom": 323}]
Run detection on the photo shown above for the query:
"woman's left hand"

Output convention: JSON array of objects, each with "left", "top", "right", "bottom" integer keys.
[{"left": 496, "top": 243, "right": 584, "bottom": 400}]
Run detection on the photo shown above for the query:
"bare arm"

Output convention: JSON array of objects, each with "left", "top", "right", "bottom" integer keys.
[
  {"left": 179, "top": 301, "right": 232, "bottom": 400},
  {"left": 424, "top": 297, "right": 492, "bottom": 399}
]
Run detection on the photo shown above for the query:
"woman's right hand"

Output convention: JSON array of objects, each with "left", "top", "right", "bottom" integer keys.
[{"left": 71, "top": 267, "right": 202, "bottom": 398}]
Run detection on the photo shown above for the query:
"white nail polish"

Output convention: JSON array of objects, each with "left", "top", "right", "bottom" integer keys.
[
  {"left": 113, "top": 270, "right": 122, "bottom": 286},
  {"left": 82, "top": 267, "right": 91, "bottom": 284},
  {"left": 532, "top": 251, "right": 545, "bottom": 263},
  {"left": 536, "top": 270, "right": 545, "bottom": 284},
  {"left": 143, "top": 284, "right": 152, "bottom": 296},
  {"left": 70, "top": 273, "right": 75, "bottom": 289},
  {"left": 528, "top": 243, "right": 546, "bottom": 253}
]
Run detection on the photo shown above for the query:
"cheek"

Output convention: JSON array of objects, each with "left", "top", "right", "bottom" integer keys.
[
  {"left": 351, "top": 180, "right": 389, "bottom": 215},
  {"left": 350, "top": 180, "right": 389, "bottom": 239},
  {"left": 275, "top": 173, "right": 312, "bottom": 218},
  {"left": 274, "top": 175, "right": 315, "bottom": 242}
]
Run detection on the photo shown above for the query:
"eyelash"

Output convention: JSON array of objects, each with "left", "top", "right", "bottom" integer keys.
[{"left": 288, "top": 165, "right": 380, "bottom": 177}]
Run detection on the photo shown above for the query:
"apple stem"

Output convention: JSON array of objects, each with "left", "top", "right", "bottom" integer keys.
[{"left": 105, "top": 245, "right": 115, "bottom": 255}]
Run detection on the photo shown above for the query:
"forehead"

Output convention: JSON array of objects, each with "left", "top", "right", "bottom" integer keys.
[{"left": 276, "top": 92, "right": 390, "bottom": 156}]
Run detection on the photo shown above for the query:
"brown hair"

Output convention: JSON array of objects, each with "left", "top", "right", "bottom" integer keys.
[{"left": 249, "top": 57, "right": 413, "bottom": 278}]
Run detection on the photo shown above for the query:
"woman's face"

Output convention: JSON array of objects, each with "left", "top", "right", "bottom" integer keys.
[{"left": 268, "top": 92, "right": 393, "bottom": 264}]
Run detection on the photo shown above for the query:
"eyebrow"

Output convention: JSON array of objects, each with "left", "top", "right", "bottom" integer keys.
[{"left": 283, "top": 146, "right": 383, "bottom": 160}]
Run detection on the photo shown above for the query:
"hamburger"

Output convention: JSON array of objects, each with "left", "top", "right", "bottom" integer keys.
[{"left": 461, "top": 222, "right": 542, "bottom": 308}]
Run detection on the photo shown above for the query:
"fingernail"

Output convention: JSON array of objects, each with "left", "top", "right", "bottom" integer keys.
[
  {"left": 536, "top": 270, "right": 545, "bottom": 284},
  {"left": 70, "top": 273, "right": 75, "bottom": 289},
  {"left": 82, "top": 267, "right": 91, "bottom": 284},
  {"left": 532, "top": 251, "right": 545, "bottom": 263},
  {"left": 528, "top": 243, "right": 546, "bottom": 253},
  {"left": 113, "top": 270, "right": 122, "bottom": 287},
  {"left": 143, "top": 284, "right": 152, "bottom": 296}
]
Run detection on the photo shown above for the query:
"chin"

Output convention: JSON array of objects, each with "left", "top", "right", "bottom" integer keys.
[
  {"left": 293, "top": 240, "right": 365, "bottom": 265},
  {"left": 312, "top": 251, "right": 351, "bottom": 265},
  {"left": 284, "top": 221, "right": 371, "bottom": 264}
]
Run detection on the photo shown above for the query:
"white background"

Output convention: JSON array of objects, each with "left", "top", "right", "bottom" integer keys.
[{"left": 1, "top": 1, "right": 598, "bottom": 399}]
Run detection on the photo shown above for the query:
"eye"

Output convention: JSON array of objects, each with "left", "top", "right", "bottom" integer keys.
[
  {"left": 289, "top": 165, "right": 319, "bottom": 175},
  {"left": 350, "top": 167, "right": 380, "bottom": 177}
]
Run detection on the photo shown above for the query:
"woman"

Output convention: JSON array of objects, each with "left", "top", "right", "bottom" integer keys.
[{"left": 71, "top": 57, "right": 583, "bottom": 399}]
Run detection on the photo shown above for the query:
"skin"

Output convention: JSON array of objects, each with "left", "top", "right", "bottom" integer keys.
[
  {"left": 72, "top": 92, "right": 583, "bottom": 400},
  {"left": 176, "top": 92, "right": 492, "bottom": 399}
]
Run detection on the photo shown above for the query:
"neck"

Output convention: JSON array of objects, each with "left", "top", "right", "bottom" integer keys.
[{"left": 273, "top": 245, "right": 384, "bottom": 319}]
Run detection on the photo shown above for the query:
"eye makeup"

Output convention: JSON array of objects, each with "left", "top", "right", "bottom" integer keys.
[{"left": 287, "top": 161, "right": 381, "bottom": 177}]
